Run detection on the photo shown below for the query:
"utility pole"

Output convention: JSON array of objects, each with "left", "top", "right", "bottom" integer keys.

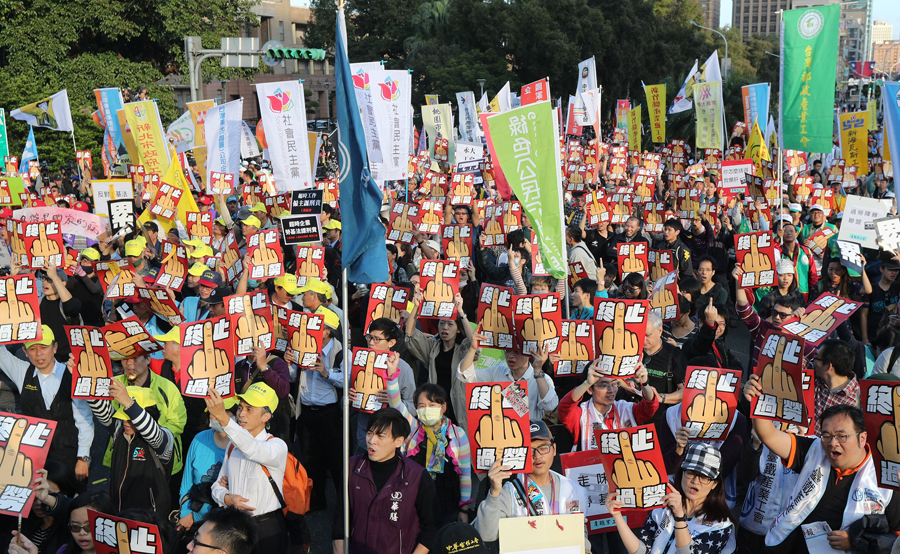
[{"left": 185, "top": 36, "right": 260, "bottom": 102}]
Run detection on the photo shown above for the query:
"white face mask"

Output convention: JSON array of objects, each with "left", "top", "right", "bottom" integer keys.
[{"left": 417, "top": 406, "right": 443, "bottom": 426}]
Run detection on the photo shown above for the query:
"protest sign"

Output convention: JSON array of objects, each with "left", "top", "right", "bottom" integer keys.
[
  {"left": 108, "top": 200, "right": 135, "bottom": 238},
  {"left": 364, "top": 283, "right": 409, "bottom": 329},
  {"left": 560, "top": 450, "right": 644, "bottom": 534},
  {"left": 568, "top": 261, "right": 590, "bottom": 289},
  {"left": 0, "top": 414, "right": 57, "bottom": 517},
  {"left": 644, "top": 202, "right": 666, "bottom": 233},
  {"left": 807, "top": 226, "right": 837, "bottom": 258},
  {"left": 466, "top": 382, "right": 531, "bottom": 473},
  {"left": 838, "top": 196, "right": 891, "bottom": 249},
  {"left": 290, "top": 189, "right": 324, "bottom": 215},
  {"left": 226, "top": 290, "right": 274, "bottom": 356},
  {"left": 681, "top": 367, "right": 741, "bottom": 440},
  {"left": 554, "top": 320, "right": 594, "bottom": 377},
  {"left": 66, "top": 326, "right": 113, "bottom": 400},
  {"left": 283, "top": 311, "right": 325, "bottom": 370},
  {"left": 596, "top": 425, "right": 668, "bottom": 510},
  {"left": 719, "top": 159, "right": 752, "bottom": 197},
  {"left": 154, "top": 241, "right": 187, "bottom": 291},
  {"left": 295, "top": 245, "right": 326, "bottom": 287},
  {"left": 180, "top": 316, "right": 234, "bottom": 398},
  {"left": 592, "top": 299, "right": 648, "bottom": 378},
  {"left": 186, "top": 212, "right": 213, "bottom": 246},
  {"left": 441, "top": 224, "right": 473, "bottom": 269},
  {"left": 750, "top": 330, "right": 808, "bottom": 425},
  {"left": 350, "top": 347, "right": 390, "bottom": 413},
  {"left": 650, "top": 270, "right": 680, "bottom": 322},
  {"left": 512, "top": 293, "right": 561, "bottom": 355},
  {"left": 781, "top": 294, "right": 861, "bottom": 346},
  {"left": 219, "top": 231, "right": 243, "bottom": 287},
  {"left": 208, "top": 171, "right": 234, "bottom": 195},
  {"left": 0, "top": 275, "right": 41, "bottom": 344},
  {"left": 102, "top": 317, "right": 162, "bottom": 360},
  {"left": 876, "top": 216, "right": 900, "bottom": 252},
  {"left": 531, "top": 234, "right": 549, "bottom": 277},
  {"left": 136, "top": 286, "right": 183, "bottom": 326},
  {"left": 417, "top": 199, "right": 443, "bottom": 234},
  {"left": 609, "top": 191, "right": 633, "bottom": 224},
  {"left": 22, "top": 221, "right": 64, "bottom": 270},
  {"left": 862, "top": 380, "right": 900, "bottom": 490},
  {"left": 481, "top": 204, "right": 506, "bottom": 246},
  {"left": 735, "top": 232, "right": 776, "bottom": 288},
  {"left": 13, "top": 206, "right": 107, "bottom": 237},
  {"left": 449, "top": 172, "right": 475, "bottom": 205},
  {"left": 280, "top": 215, "right": 321, "bottom": 245},
  {"left": 418, "top": 260, "right": 459, "bottom": 319},
  {"left": 247, "top": 228, "right": 285, "bottom": 279},
  {"left": 617, "top": 242, "right": 648, "bottom": 278},
  {"left": 92, "top": 179, "right": 133, "bottom": 218},
  {"left": 477, "top": 284, "right": 515, "bottom": 349},
  {"left": 150, "top": 183, "right": 182, "bottom": 220},
  {"left": 387, "top": 201, "right": 420, "bottom": 244},
  {"left": 498, "top": 514, "right": 586, "bottom": 553},
  {"left": 585, "top": 190, "right": 610, "bottom": 227},
  {"left": 88, "top": 510, "right": 163, "bottom": 554},
  {"left": 836, "top": 240, "right": 865, "bottom": 275}
]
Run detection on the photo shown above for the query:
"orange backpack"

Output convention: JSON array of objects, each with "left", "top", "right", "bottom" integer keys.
[{"left": 226, "top": 438, "right": 313, "bottom": 515}]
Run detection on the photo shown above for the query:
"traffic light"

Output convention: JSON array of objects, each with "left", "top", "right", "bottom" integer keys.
[{"left": 266, "top": 48, "right": 326, "bottom": 61}]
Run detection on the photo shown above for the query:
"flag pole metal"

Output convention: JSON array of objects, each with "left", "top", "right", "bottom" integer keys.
[
  {"left": 70, "top": 130, "right": 78, "bottom": 156},
  {"left": 341, "top": 263, "right": 350, "bottom": 554}
]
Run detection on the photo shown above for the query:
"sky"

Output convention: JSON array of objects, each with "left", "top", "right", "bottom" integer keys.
[{"left": 719, "top": 0, "right": 900, "bottom": 36}]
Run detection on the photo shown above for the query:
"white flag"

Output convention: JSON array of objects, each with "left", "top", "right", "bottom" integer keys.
[
  {"left": 204, "top": 99, "right": 244, "bottom": 194},
  {"left": 254, "top": 81, "right": 313, "bottom": 192},
  {"left": 166, "top": 111, "right": 195, "bottom": 154},
  {"left": 456, "top": 92, "right": 479, "bottom": 143},
  {"left": 478, "top": 92, "right": 489, "bottom": 113},
  {"left": 669, "top": 61, "right": 700, "bottom": 115},
  {"left": 575, "top": 57, "right": 598, "bottom": 126},
  {"left": 349, "top": 63, "right": 385, "bottom": 185},
  {"left": 580, "top": 89, "right": 600, "bottom": 126},
  {"left": 241, "top": 121, "right": 261, "bottom": 159},
  {"left": 11, "top": 90, "right": 74, "bottom": 132},
  {"left": 369, "top": 69, "right": 412, "bottom": 181}
]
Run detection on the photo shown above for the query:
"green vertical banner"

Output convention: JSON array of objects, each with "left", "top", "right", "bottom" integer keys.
[
  {"left": 486, "top": 101, "right": 566, "bottom": 279},
  {"left": 0, "top": 109, "right": 8, "bottom": 159},
  {"left": 781, "top": 4, "right": 839, "bottom": 152}
]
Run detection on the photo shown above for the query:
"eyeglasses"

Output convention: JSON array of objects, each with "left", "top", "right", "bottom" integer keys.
[
  {"left": 684, "top": 470, "right": 712, "bottom": 485},
  {"left": 192, "top": 533, "right": 227, "bottom": 554},
  {"left": 531, "top": 444, "right": 553, "bottom": 456},
  {"left": 594, "top": 381, "right": 619, "bottom": 391},
  {"left": 819, "top": 432, "right": 860, "bottom": 444},
  {"left": 68, "top": 523, "right": 90, "bottom": 534},
  {"left": 365, "top": 334, "right": 387, "bottom": 343},
  {"left": 772, "top": 310, "right": 793, "bottom": 320}
]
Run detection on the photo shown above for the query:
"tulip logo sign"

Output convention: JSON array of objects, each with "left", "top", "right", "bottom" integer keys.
[
  {"left": 379, "top": 78, "right": 400, "bottom": 101},
  {"left": 267, "top": 89, "right": 293, "bottom": 113},
  {"left": 352, "top": 69, "right": 369, "bottom": 90}
]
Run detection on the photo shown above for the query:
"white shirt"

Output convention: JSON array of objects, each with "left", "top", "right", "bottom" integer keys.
[
  {"left": 457, "top": 361, "right": 559, "bottom": 420},
  {"left": 211, "top": 419, "right": 288, "bottom": 516}
]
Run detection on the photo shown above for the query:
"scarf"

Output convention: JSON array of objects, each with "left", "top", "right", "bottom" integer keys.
[{"left": 423, "top": 418, "right": 450, "bottom": 477}]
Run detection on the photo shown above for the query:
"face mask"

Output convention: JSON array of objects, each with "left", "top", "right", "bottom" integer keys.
[
  {"left": 417, "top": 406, "right": 443, "bottom": 426},
  {"left": 82, "top": 265, "right": 94, "bottom": 274}
]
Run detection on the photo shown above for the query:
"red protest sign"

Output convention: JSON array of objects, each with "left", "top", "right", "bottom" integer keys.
[
  {"left": 0, "top": 413, "right": 57, "bottom": 517},
  {"left": 477, "top": 284, "right": 515, "bottom": 349},
  {"left": 418, "top": 260, "right": 459, "bottom": 319},
  {"left": 482, "top": 204, "right": 506, "bottom": 247},
  {"left": 449, "top": 173, "right": 475, "bottom": 205},
  {"left": 88, "top": 510, "right": 163, "bottom": 554},
  {"left": 140, "top": 174, "right": 161, "bottom": 202},
  {"left": 186, "top": 212, "right": 213, "bottom": 246},
  {"left": 568, "top": 261, "right": 590, "bottom": 289},
  {"left": 94, "top": 260, "right": 137, "bottom": 299},
  {"left": 155, "top": 241, "right": 188, "bottom": 291},
  {"left": 283, "top": 311, "right": 325, "bottom": 370},
  {"left": 596, "top": 425, "right": 668, "bottom": 511},
  {"left": 350, "top": 347, "right": 390, "bottom": 413},
  {"left": 219, "top": 230, "right": 244, "bottom": 286},
  {"left": 531, "top": 234, "right": 550, "bottom": 277},
  {"left": 208, "top": 171, "right": 235, "bottom": 195},
  {"left": 592, "top": 299, "right": 649, "bottom": 378},
  {"left": 501, "top": 201, "right": 522, "bottom": 234},
  {"left": 554, "top": 320, "right": 595, "bottom": 377},
  {"left": 781, "top": 293, "right": 861, "bottom": 346},
  {"left": 441, "top": 224, "right": 474, "bottom": 269},
  {"left": 650, "top": 270, "right": 680, "bottom": 322},
  {"left": 466, "top": 382, "right": 532, "bottom": 473},
  {"left": 750, "top": 330, "right": 808, "bottom": 426},
  {"left": 618, "top": 242, "right": 648, "bottom": 279},
  {"left": 226, "top": 290, "right": 274, "bottom": 356},
  {"left": 243, "top": 183, "right": 263, "bottom": 206},
  {"left": 681, "top": 367, "right": 741, "bottom": 440},
  {"left": 648, "top": 250, "right": 675, "bottom": 283},
  {"left": 22, "top": 220, "right": 64, "bottom": 270},
  {"left": 150, "top": 183, "right": 183, "bottom": 220},
  {"left": 387, "top": 201, "right": 420, "bottom": 244},
  {"left": 807, "top": 226, "right": 837, "bottom": 259},
  {"left": 735, "top": 232, "right": 776, "bottom": 289},
  {"left": 862, "top": 380, "right": 900, "bottom": 490},
  {"left": 512, "top": 293, "right": 562, "bottom": 356},
  {"left": 417, "top": 199, "right": 443, "bottom": 234},
  {"left": 0, "top": 275, "right": 42, "bottom": 345},
  {"left": 609, "top": 191, "right": 633, "bottom": 224},
  {"left": 102, "top": 317, "right": 163, "bottom": 360},
  {"left": 560, "top": 449, "right": 645, "bottom": 534},
  {"left": 643, "top": 202, "right": 666, "bottom": 233},
  {"left": 585, "top": 190, "right": 610, "bottom": 227},
  {"left": 792, "top": 175, "right": 813, "bottom": 203},
  {"left": 137, "top": 286, "right": 184, "bottom": 326},
  {"left": 66, "top": 326, "right": 113, "bottom": 400},
  {"left": 180, "top": 316, "right": 235, "bottom": 398},
  {"left": 295, "top": 245, "right": 325, "bottom": 287},
  {"left": 365, "top": 283, "right": 410, "bottom": 329},
  {"left": 247, "top": 228, "right": 285, "bottom": 279}
]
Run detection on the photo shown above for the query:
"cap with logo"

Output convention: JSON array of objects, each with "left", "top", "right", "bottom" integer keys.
[
  {"left": 529, "top": 420, "right": 553, "bottom": 441},
  {"left": 80, "top": 247, "right": 101, "bottom": 262},
  {"left": 274, "top": 274, "right": 301, "bottom": 295},
  {"left": 124, "top": 239, "right": 144, "bottom": 257},
  {"left": 200, "top": 287, "right": 227, "bottom": 305},
  {"left": 226, "top": 196, "right": 238, "bottom": 203},
  {"left": 297, "top": 277, "right": 330, "bottom": 296},
  {"left": 238, "top": 382, "right": 279, "bottom": 413},
  {"left": 25, "top": 325, "right": 55, "bottom": 349},
  {"left": 189, "top": 245, "right": 214, "bottom": 259},
  {"left": 243, "top": 215, "right": 262, "bottom": 229},
  {"left": 199, "top": 270, "right": 223, "bottom": 288},
  {"left": 432, "top": 523, "right": 487, "bottom": 554}
]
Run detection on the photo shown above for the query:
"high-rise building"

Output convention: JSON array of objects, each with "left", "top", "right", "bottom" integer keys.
[
  {"left": 731, "top": 0, "right": 789, "bottom": 42},
  {"left": 872, "top": 20, "right": 895, "bottom": 47},
  {"left": 874, "top": 40, "right": 900, "bottom": 78},
  {"left": 699, "top": 0, "right": 721, "bottom": 30}
]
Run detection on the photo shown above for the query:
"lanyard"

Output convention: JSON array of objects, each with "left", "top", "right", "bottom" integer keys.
[{"left": 523, "top": 474, "right": 556, "bottom": 516}]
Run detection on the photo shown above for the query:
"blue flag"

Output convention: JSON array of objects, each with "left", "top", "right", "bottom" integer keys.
[
  {"left": 335, "top": 11, "right": 388, "bottom": 284},
  {"left": 19, "top": 126, "right": 38, "bottom": 174},
  {"left": 884, "top": 83, "right": 900, "bottom": 202}
]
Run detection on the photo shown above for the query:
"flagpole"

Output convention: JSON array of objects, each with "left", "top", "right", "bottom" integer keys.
[
  {"left": 340, "top": 264, "right": 350, "bottom": 554},
  {"left": 70, "top": 130, "right": 78, "bottom": 156},
  {"left": 777, "top": 9, "right": 785, "bottom": 221}
]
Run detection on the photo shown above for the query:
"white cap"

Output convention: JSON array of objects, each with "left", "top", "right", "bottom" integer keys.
[
  {"left": 788, "top": 203, "right": 802, "bottom": 212},
  {"left": 777, "top": 259, "right": 795, "bottom": 275}
]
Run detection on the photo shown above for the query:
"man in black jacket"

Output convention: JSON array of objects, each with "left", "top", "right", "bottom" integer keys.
[{"left": 653, "top": 219, "right": 693, "bottom": 282}]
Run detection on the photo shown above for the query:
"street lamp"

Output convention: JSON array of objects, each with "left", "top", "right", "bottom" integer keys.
[
  {"left": 689, "top": 20, "right": 729, "bottom": 79},
  {"left": 477, "top": 79, "right": 486, "bottom": 98}
]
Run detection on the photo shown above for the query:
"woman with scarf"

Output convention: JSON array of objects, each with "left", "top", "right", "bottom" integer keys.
[
  {"left": 385, "top": 351, "right": 474, "bottom": 525},
  {"left": 606, "top": 443, "right": 736, "bottom": 554}
]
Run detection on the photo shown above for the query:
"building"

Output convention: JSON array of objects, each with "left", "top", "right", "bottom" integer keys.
[
  {"left": 731, "top": 0, "right": 789, "bottom": 42},
  {"left": 872, "top": 20, "right": 894, "bottom": 47},
  {"left": 874, "top": 39, "right": 900, "bottom": 78},
  {"left": 699, "top": 0, "right": 721, "bottom": 30}
]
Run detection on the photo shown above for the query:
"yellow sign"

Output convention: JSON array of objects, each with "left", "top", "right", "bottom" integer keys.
[
  {"left": 645, "top": 84, "right": 666, "bottom": 143},
  {"left": 424, "top": 95, "right": 439, "bottom": 106},
  {"left": 839, "top": 110, "right": 869, "bottom": 173},
  {"left": 187, "top": 100, "right": 216, "bottom": 148},
  {"left": 122, "top": 101, "right": 170, "bottom": 177},
  {"left": 161, "top": 151, "right": 199, "bottom": 227},
  {"left": 747, "top": 120, "right": 770, "bottom": 177},
  {"left": 116, "top": 109, "right": 139, "bottom": 165}
]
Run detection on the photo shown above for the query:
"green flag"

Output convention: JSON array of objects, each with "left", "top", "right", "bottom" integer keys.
[
  {"left": 486, "top": 101, "right": 566, "bottom": 279},
  {"left": 0, "top": 109, "right": 8, "bottom": 159},
  {"left": 781, "top": 4, "right": 839, "bottom": 152}
]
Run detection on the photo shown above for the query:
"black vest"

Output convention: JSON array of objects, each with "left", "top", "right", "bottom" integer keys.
[
  {"left": 110, "top": 427, "right": 173, "bottom": 515},
  {"left": 20, "top": 365, "right": 78, "bottom": 468}
]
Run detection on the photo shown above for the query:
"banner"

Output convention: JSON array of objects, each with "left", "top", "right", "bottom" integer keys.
[
  {"left": 486, "top": 101, "right": 566, "bottom": 278},
  {"left": 349, "top": 65, "right": 385, "bottom": 183},
  {"left": 166, "top": 110, "right": 194, "bottom": 154},
  {"left": 694, "top": 81, "right": 723, "bottom": 150},
  {"left": 862, "top": 380, "right": 900, "bottom": 490},
  {"left": 186, "top": 100, "right": 215, "bottom": 148},
  {"left": 669, "top": 61, "right": 700, "bottom": 114},
  {"left": 66, "top": 326, "right": 113, "bottom": 400},
  {"left": 839, "top": 110, "right": 869, "bottom": 173},
  {"left": 350, "top": 347, "right": 390, "bottom": 412},
  {"left": 11, "top": 90, "right": 74, "bottom": 132},
  {"left": 0, "top": 413, "right": 57, "bottom": 517},
  {"left": 204, "top": 99, "right": 244, "bottom": 194},
  {"left": 255, "top": 82, "right": 312, "bottom": 191},
  {"left": 180, "top": 316, "right": 235, "bottom": 397},
  {"left": 12, "top": 206, "right": 107, "bottom": 237},
  {"left": 596, "top": 425, "right": 667, "bottom": 510},
  {"left": 681, "top": 367, "right": 741, "bottom": 440},
  {"left": 574, "top": 57, "right": 598, "bottom": 126},
  {"left": 627, "top": 106, "right": 641, "bottom": 150},
  {"left": 0, "top": 109, "right": 9, "bottom": 158},
  {"left": 521, "top": 79, "right": 550, "bottom": 106},
  {"left": 645, "top": 84, "right": 666, "bottom": 143},
  {"left": 456, "top": 91, "right": 479, "bottom": 143},
  {"left": 88, "top": 510, "right": 163, "bottom": 554},
  {"left": 616, "top": 100, "right": 630, "bottom": 130},
  {"left": 592, "top": 299, "right": 649, "bottom": 378},
  {"left": 122, "top": 100, "right": 170, "bottom": 177},
  {"left": 780, "top": 294, "right": 861, "bottom": 346},
  {"left": 884, "top": 84, "right": 900, "bottom": 175},
  {"left": 741, "top": 83, "right": 770, "bottom": 128},
  {"left": 735, "top": 232, "right": 776, "bottom": 288},
  {"left": 466, "top": 382, "right": 531, "bottom": 473},
  {"left": 241, "top": 121, "right": 261, "bottom": 158},
  {"left": 370, "top": 70, "right": 412, "bottom": 181},
  {"left": 781, "top": 4, "right": 839, "bottom": 152},
  {"left": 750, "top": 330, "right": 808, "bottom": 426}
]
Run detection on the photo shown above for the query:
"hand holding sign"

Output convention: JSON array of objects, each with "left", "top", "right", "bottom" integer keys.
[
  {"left": 760, "top": 335, "right": 799, "bottom": 417},
  {"left": 189, "top": 322, "right": 229, "bottom": 380},
  {"left": 685, "top": 371, "right": 729, "bottom": 435},
  {"left": 611, "top": 431, "right": 660, "bottom": 508},
  {"left": 0, "top": 419, "right": 33, "bottom": 492},
  {"left": 599, "top": 303, "right": 641, "bottom": 376},
  {"left": 877, "top": 387, "right": 900, "bottom": 464},
  {"left": 474, "top": 385, "right": 523, "bottom": 463},
  {"left": 30, "top": 223, "right": 60, "bottom": 259}
]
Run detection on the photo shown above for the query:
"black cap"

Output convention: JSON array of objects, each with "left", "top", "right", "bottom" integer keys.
[
  {"left": 432, "top": 523, "right": 487, "bottom": 554},
  {"left": 200, "top": 287, "right": 226, "bottom": 305},
  {"left": 529, "top": 420, "right": 553, "bottom": 441}
]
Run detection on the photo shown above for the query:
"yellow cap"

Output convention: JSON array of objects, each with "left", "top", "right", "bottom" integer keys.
[
  {"left": 238, "top": 382, "right": 279, "bottom": 413},
  {"left": 183, "top": 238, "right": 205, "bottom": 248},
  {"left": 274, "top": 274, "right": 301, "bottom": 295},
  {"left": 243, "top": 216, "right": 262, "bottom": 229},
  {"left": 189, "top": 263, "right": 209, "bottom": 277},
  {"left": 113, "top": 387, "right": 157, "bottom": 420},
  {"left": 80, "top": 248, "right": 100, "bottom": 261},
  {"left": 215, "top": 216, "right": 227, "bottom": 226},
  {"left": 189, "top": 245, "right": 214, "bottom": 258},
  {"left": 250, "top": 202, "right": 267, "bottom": 213},
  {"left": 297, "top": 277, "right": 330, "bottom": 296},
  {"left": 321, "top": 309, "right": 340, "bottom": 330},
  {"left": 25, "top": 325, "right": 55, "bottom": 349},
  {"left": 205, "top": 396, "right": 241, "bottom": 412},
  {"left": 124, "top": 239, "right": 144, "bottom": 257},
  {"left": 153, "top": 327, "right": 181, "bottom": 343},
  {"left": 322, "top": 220, "right": 342, "bottom": 231}
]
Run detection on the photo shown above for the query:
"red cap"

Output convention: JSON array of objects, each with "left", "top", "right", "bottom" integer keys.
[
  {"left": 198, "top": 195, "right": 213, "bottom": 206},
  {"left": 0, "top": 208, "right": 13, "bottom": 219},
  {"left": 73, "top": 201, "right": 90, "bottom": 212},
  {"left": 123, "top": 296, "right": 149, "bottom": 305}
]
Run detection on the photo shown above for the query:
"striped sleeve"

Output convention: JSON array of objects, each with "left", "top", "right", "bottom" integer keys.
[
  {"left": 87, "top": 399, "right": 116, "bottom": 428},
  {"left": 453, "top": 426, "right": 473, "bottom": 506},
  {"left": 125, "top": 402, "right": 173, "bottom": 462}
]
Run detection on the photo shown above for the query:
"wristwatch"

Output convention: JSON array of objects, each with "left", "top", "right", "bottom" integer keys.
[
  {"left": 672, "top": 514, "right": 687, "bottom": 522},
  {"left": 78, "top": 456, "right": 90, "bottom": 463},
  {"left": 660, "top": 393, "right": 667, "bottom": 404}
]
